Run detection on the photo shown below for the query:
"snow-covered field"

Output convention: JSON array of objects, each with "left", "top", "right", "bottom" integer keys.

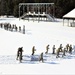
[{"left": 0, "top": 18, "right": 75, "bottom": 74}]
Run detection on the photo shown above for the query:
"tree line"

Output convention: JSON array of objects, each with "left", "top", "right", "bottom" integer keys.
[{"left": 0, "top": 0, "right": 75, "bottom": 18}]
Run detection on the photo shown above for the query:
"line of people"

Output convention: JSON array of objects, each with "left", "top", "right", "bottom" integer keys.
[
  {"left": 45, "top": 44, "right": 73, "bottom": 58},
  {"left": 0, "top": 23, "right": 25, "bottom": 34},
  {"left": 16, "top": 46, "right": 44, "bottom": 63},
  {"left": 16, "top": 43, "right": 73, "bottom": 63}
]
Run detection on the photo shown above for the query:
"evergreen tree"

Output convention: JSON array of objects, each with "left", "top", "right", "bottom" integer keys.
[
  {"left": 6, "top": 0, "right": 14, "bottom": 16},
  {"left": 0, "top": 0, "right": 75, "bottom": 18},
  {"left": 0, "top": 0, "right": 7, "bottom": 15}
]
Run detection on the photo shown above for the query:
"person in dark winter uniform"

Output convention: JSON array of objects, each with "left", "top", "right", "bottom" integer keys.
[
  {"left": 0, "top": 23, "right": 3, "bottom": 28},
  {"left": 19, "top": 26, "right": 21, "bottom": 32},
  {"left": 0, "top": 23, "right": 1, "bottom": 28},
  {"left": 52, "top": 45, "right": 56, "bottom": 54},
  {"left": 69, "top": 45, "right": 72, "bottom": 54},
  {"left": 16, "top": 47, "right": 23, "bottom": 60},
  {"left": 32, "top": 46, "right": 36, "bottom": 55},
  {"left": 23, "top": 25, "right": 25, "bottom": 34},
  {"left": 66, "top": 44, "right": 69, "bottom": 52},
  {"left": 56, "top": 48, "right": 60, "bottom": 58},
  {"left": 39, "top": 52, "right": 44, "bottom": 62},
  {"left": 15, "top": 26, "right": 18, "bottom": 32},
  {"left": 59, "top": 44, "right": 63, "bottom": 52},
  {"left": 62, "top": 48, "right": 66, "bottom": 57},
  {"left": 9, "top": 24, "right": 11, "bottom": 31},
  {"left": 45, "top": 44, "right": 49, "bottom": 54}
]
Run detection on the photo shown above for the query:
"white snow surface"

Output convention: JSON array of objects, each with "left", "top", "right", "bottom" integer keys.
[{"left": 0, "top": 18, "right": 75, "bottom": 74}]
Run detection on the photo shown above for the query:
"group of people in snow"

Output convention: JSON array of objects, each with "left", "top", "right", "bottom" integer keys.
[
  {"left": 0, "top": 23, "right": 25, "bottom": 34},
  {"left": 56, "top": 44, "right": 72, "bottom": 58},
  {"left": 16, "top": 43, "right": 73, "bottom": 63},
  {"left": 16, "top": 46, "right": 44, "bottom": 63},
  {"left": 45, "top": 44, "right": 72, "bottom": 58}
]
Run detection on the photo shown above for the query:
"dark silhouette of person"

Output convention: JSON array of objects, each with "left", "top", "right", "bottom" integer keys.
[
  {"left": 59, "top": 44, "right": 63, "bottom": 52},
  {"left": 69, "top": 45, "right": 72, "bottom": 54},
  {"left": 62, "top": 48, "right": 66, "bottom": 57},
  {"left": 56, "top": 48, "right": 60, "bottom": 58},
  {"left": 52, "top": 45, "right": 56, "bottom": 54},
  {"left": 45, "top": 44, "right": 49, "bottom": 54},
  {"left": 32, "top": 46, "right": 36, "bottom": 55},
  {"left": 39, "top": 52, "right": 44, "bottom": 62},
  {"left": 23, "top": 25, "right": 25, "bottom": 34},
  {"left": 16, "top": 47, "right": 23, "bottom": 60},
  {"left": 66, "top": 44, "right": 69, "bottom": 52}
]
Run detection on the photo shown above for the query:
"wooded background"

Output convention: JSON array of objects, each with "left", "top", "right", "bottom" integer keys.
[{"left": 0, "top": 0, "right": 75, "bottom": 18}]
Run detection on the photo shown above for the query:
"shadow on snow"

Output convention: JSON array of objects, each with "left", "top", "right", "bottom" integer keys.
[{"left": 0, "top": 52, "right": 75, "bottom": 64}]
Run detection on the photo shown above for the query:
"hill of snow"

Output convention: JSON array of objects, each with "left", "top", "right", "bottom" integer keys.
[{"left": 0, "top": 18, "right": 75, "bottom": 74}]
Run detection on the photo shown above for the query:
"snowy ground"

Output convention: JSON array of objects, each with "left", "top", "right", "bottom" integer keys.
[{"left": 0, "top": 18, "right": 75, "bottom": 74}]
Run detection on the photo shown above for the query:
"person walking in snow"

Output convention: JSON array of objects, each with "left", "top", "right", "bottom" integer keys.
[
  {"left": 45, "top": 44, "right": 49, "bottom": 54},
  {"left": 0, "top": 23, "right": 3, "bottom": 28},
  {"left": 69, "top": 45, "right": 72, "bottom": 54},
  {"left": 19, "top": 26, "right": 21, "bottom": 32},
  {"left": 39, "top": 52, "right": 44, "bottom": 62},
  {"left": 52, "top": 45, "right": 56, "bottom": 54},
  {"left": 59, "top": 44, "right": 63, "bottom": 52},
  {"left": 15, "top": 26, "right": 18, "bottom": 32},
  {"left": 56, "top": 48, "right": 60, "bottom": 58},
  {"left": 62, "top": 48, "right": 66, "bottom": 57},
  {"left": 66, "top": 44, "right": 69, "bottom": 52},
  {"left": 23, "top": 25, "right": 25, "bottom": 34},
  {"left": 16, "top": 47, "right": 23, "bottom": 60},
  {"left": 32, "top": 46, "right": 36, "bottom": 55}
]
